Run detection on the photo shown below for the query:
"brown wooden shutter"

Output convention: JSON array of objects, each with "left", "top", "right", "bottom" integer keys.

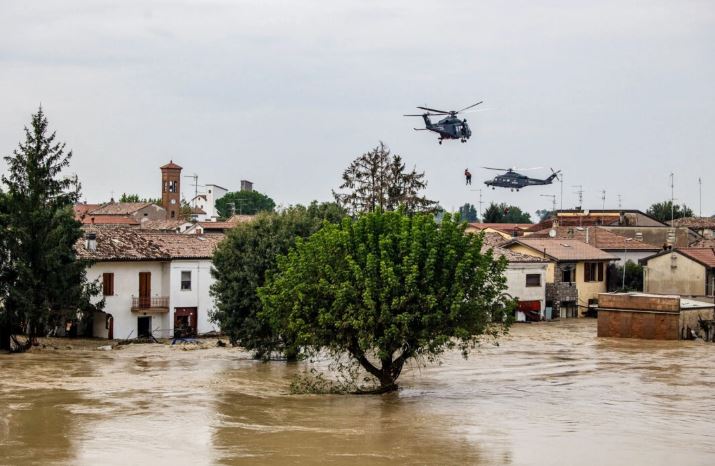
[
  {"left": 103, "top": 273, "right": 114, "bottom": 296},
  {"left": 597, "top": 262, "right": 604, "bottom": 281},
  {"left": 584, "top": 262, "right": 591, "bottom": 282}
]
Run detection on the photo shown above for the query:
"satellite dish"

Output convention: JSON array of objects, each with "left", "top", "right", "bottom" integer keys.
[{"left": 549, "top": 229, "right": 557, "bottom": 238}]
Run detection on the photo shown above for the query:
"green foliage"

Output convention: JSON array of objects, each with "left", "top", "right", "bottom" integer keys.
[
  {"left": 608, "top": 260, "right": 643, "bottom": 292},
  {"left": 210, "top": 202, "right": 346, "bottom": 357},
  {"left": 0, "top": 107, "right": 101, "bottom": 350},
  {"left": 535, "top": 209, "right": 553, "bottom": 222},
  {"left": 646, "top": 200, "right": 694, "bottom": 223},
  {"left": 215, "top": 190, "right": 276, "bottom": 217},
  {"left": 333, "top": 142, "right": 436, "bottom": 214},
  {"left": 483, "top": 202, "right": 532, "bottom": 223},
  {"left": 118, "top": 193, "right": 161, "bottom": 205},
  {"left": 458, "top": 203, "right": 479, "bottom": 222},
  {"left": 258, "top": 210, "right": 515, "bottom": 391}
]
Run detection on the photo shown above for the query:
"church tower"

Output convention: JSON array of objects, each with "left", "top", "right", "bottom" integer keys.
[{"left": 160, "top": 161, "right": 182, "bottom": 219}]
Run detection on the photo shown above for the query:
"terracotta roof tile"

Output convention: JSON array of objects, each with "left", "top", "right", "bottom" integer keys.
[
  {"left": 529, "top": 226, "right": 660, "bottom": 250},
  {"left": 76, "top": 228, "right": 223, "bottom": 261},
  {"left": 88, "top": 202, "right": 153, "bottom": 216},
  {"left": 667, "top": 217, "right": 715, "bottom": 229},
  {"left": 505, "top": 238, "right": 618, "bottom": 261},
  {"left": 691, "top": 238, "right": 715, "bottom": 248},
  {"left": 676, "top": 248, "right": 715, "bottom": 268},
  {"left": 160, "top": 160, "right": 182, "bottom": 169},
  {"left": 80, "top": 215, "right": 139, "bottom": 225},
  {"left": 479, "top": 232, "right": 548, "bottom": 263}
]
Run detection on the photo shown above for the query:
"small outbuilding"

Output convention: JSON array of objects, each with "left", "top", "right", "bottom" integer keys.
[{"left": 597, "top": 293, "right": 714, "bottom": 340}]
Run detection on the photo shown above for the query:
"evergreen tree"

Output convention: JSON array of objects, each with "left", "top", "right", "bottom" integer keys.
[
  {"left": 333, "top": 142, "right": 435, "bottom": 214},
  {"left": 0, "top": 108, "right": 95, "bottom": 350}
]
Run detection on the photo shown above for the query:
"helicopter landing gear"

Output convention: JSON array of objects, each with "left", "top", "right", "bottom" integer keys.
[
  {"left": 460, "top": 139, "right": 466, "bottom": 143},
  {"left": 438, "top": 139, "right": 443, "bottom": 145}
]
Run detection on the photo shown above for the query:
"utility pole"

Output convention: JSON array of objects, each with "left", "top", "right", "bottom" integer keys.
[
  {"left": 670, "top": 173, "right": 675, "bottom": 224},
  {"left": 601, "top": 189, "right": 606, "bottom": 209},
  {"left": 559, "top": 172, "right": 564, "bottom": 211},
  {"left": 617, "top": 194, "right": 622, "bottom": 209},
  {"left": 699, "top": 177, "right": 702, "bottom": 217}
]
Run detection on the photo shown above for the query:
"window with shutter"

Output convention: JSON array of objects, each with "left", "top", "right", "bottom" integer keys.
[
  {"left": 102, "top": 273, "right": 114, "bottom": 296},
  {"left": 584, "top": 262, "right": 592, "bottom": 282},
  {"left": 597, "top": 262, "right": 604, "bottom": 281}
]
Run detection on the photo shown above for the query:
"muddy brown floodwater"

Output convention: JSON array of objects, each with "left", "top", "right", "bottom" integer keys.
[{"left": 1, "top": 320, "right": 714, "bottom": 465}]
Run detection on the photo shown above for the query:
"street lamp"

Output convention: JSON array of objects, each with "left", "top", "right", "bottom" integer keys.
[{"left": 622, "top": 237, "right": 633, "bottom": 290}]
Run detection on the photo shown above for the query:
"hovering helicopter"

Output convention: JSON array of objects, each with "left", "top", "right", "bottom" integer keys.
[
  {"left": 483, "top": 167, "right": 561, "bottom": 191},
  {"left": 404, "top": 101, "right": 483, "bottom": 144}
]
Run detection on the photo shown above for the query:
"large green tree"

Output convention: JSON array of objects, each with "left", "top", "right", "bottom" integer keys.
[
  {"left": 210, "top": 202, "right": 345, "bottom": 357},
  {"left": 646, "top": 200, "right": 694, "bottom": 223},
  {"left": 458, "top": 203, "right": 479, "bottom": 222},
  {"left": 483, "top": 202, "right": 532, "bottom": 223},
  {"left": 333, "top": 142, "right": 436, "bottom": 214},
  {"left": 0, "top": 108, "right": 96, "bottom": 351},
  {"left": 258, "top": 210, "right": 514, "bottom": 393},
  {"left": 215, "top": 190, "right": 275, "bottom": 217}
]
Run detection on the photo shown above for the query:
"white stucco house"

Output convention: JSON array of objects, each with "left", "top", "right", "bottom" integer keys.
[
  {"left": 191, "top": 183, "right": 228, "bottom": 222},
  {"left": 481, "top": 233, "right": 550, "bottom": 321},
  {"left": 76, "top": 228, "right": 224, "bottom": 340}
]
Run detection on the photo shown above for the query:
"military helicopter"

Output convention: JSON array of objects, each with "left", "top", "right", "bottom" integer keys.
[
  {"left": 404, "top": 101, "right": 483, "bottom": 144},
  {"left": 483, "top": 167, "right": 561, "bottom": 191}
]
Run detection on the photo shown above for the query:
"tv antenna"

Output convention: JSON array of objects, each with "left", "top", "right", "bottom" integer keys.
[
  {"left": 470, "top": 188, "right": 484, "bottom": 219},
  {"left": 617, "top": 194, "right": 622, "bottom": 209},
  {"left": 601, "top": 189, "right": 606, "bottom": 209},
  {"left": 572, "top": 185, "right": 584, "bottom": 209},
  {"left": 669, "top": 173, "right": 675, "bottom": 224},
  {"left": 184, "top": 174, "right": 205, "bottom": 208}
]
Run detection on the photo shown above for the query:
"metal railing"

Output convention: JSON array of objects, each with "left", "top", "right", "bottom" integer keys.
[{"left": 131, "top": 296, "right": 169, "bottom": 309}]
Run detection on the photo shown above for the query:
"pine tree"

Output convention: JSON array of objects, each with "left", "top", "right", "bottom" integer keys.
[
  {"left": 0, "top": 108, "right": 92, "bottom": 350},
  {"left": 333, "top": 142, "right": 435, "bottom": 214}
]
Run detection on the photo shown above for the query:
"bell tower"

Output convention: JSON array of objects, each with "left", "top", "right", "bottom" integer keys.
[{"left": 160, "top": 160, "right": 182, "bottom": 219}]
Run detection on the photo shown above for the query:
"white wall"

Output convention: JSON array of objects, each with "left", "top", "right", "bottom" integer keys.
[
  {"left": 87, "top": 261, "right": 170, "bottom": 340},
  {"left": 169, "top": 259, "right": 219, "bottom": 335},
  {"left": 504, "top": 263, "right": 548, "bottom": 319}
]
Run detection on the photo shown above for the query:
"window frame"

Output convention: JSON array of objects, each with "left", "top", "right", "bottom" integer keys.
[
  {"left": 180, "top": 270, "right": 192, "bottom": 291},
  {"left": 525, "top": 273, "right": 541, "bottom": 287}
]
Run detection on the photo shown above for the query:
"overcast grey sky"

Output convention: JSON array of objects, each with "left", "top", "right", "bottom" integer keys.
[{"left": 1, "top": 0, "right": 714, "bottom": 218}]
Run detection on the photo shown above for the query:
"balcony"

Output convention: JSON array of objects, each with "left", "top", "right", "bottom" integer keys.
[{"left": 131, "top": 296, "right": 169, "bottom": 313}]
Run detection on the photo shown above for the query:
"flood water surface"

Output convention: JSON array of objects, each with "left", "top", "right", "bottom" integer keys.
[{"left": 1, "top": 320, "right": 714, "bottom": 465}]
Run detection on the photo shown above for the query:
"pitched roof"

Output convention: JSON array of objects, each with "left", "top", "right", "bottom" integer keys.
[
  {"left": 667, "top": 217, "right": 715, "bottom": 229},
  {"left": 74, "top": 203, "right": 101, "bottom": 219},
  {"left": 76, "top": 228, "right": 223, "bottom": 261},
  {"left": 190, "top": 206, "right": 207, "bottom": 215},
  {"left": 529, "top": 226, "right": 660, "bottom": 250},
  {"left": 198, "top": 215, "right": 256, "bottom": 231},
  {"left": 676, "top": 248, "right": 715, "bottom": 268},
  {"left": 80, "top": 215, "right": 140, "bottom": 226},
  {"left": 504, "top": 238, "right": 618, "bottom": 261},
  {"left": 160, "top": 160, "right": 182, "bottom": 170},
  {"left": 469, "top": 223, "right": 532, "bottom": 231},
  {"left": 480, "top": 232, "right": 548, "bottom": 263},
  {"left": 137, "top": 219, "right": 188, "bottom": 231},
  {"left": 691, "top": 238, "right": 715, "bottom": 248},
  {"left": 88, "top": 202, "right": 153, "bottom": 216}
]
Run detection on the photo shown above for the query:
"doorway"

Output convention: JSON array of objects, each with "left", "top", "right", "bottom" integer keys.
[
  {"left": 174, "top": 307, "right": 198, "bottom": 338},
  {"left": 137, "top": 316, "right": 152, "bottom": 338}
]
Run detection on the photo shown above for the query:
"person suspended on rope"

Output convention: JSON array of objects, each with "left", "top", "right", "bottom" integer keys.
[{"left": 464, "top": 168, "right": 472, "bottom": 185}]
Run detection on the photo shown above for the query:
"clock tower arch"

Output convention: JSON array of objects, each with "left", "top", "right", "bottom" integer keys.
[{"left": 160, "top": 160, "right": 182, "bottom": 219}]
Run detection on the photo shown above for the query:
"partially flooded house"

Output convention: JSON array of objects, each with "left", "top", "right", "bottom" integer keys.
[
  {"left": 75, "top": 228, "right": 224, "bottom": 340},
  {"left": 641, "top": 247, "right": 715, "bottom": 298},
  {"left": 502, "top": 238, "right": 618, "bottom": 318}
]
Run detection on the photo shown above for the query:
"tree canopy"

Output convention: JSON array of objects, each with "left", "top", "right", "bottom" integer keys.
[
  {"left": 483, "top": 202, "right": 532, "bottom": 223},
  {"left": 0, "top": 108, "right": 100, "bottom": 351},
  {"left": 215, "top": 190, "right": 276, "bottom": 217},
  {"left": 210, "top": 202, "right": 346, "bottom": 357},
  {"left": 333, "top": 142, "right": 435, "bottom": 214},
  {"left": 258, "top": 210, "right": 514, "bottom": 392},
  {"left": 458, "top": 203, "right": 479, "bottom": 222},
  {"left": 118, "top": 193, "right": 160, "bottom": 204},
  {"left": 646, "top": 200, "right": 694, "bottom": 223}
]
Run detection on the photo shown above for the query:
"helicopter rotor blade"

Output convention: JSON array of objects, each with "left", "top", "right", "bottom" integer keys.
[
  {"left": 481, "top": 166, "right": 511, "bottom": 171},
  {"left": 404, "top": 113, "right": 441, "bottom": 117},
  {"left": 457, "top": 101, "right": 483, "bottom": 113},
  {"left": 417, "top": 106, "right": 451, "bottom": 114}
]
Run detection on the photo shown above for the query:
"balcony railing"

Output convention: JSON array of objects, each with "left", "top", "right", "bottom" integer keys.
[{"left": 131, "top": 296, "right": 169, "bottom": 311}]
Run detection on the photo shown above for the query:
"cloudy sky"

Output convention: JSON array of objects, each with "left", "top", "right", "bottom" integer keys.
[{"left": 1, "top": 0, "right": 713, "bottom": 218}]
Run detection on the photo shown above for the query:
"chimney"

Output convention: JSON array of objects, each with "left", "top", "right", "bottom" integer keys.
[
  {"left": 140, "top": 217, "right": 149, "bottom": 229},
  {"left": 240, "top": 180, "right": 253, "bottom": 192},
  {"left": 85, "top": 232, "right": 97, "bottom": 252}
]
